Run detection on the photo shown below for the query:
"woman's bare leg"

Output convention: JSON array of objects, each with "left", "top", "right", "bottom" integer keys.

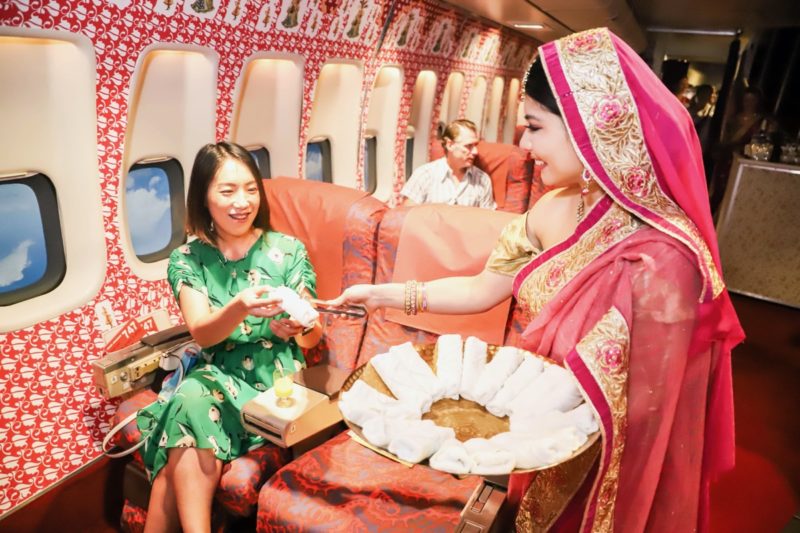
[
  {"left": 144, "top": 467, "right": 180, "bottom": 533},
  {"left": 171, "top": 447, "right": 223, "bottom": 533}
]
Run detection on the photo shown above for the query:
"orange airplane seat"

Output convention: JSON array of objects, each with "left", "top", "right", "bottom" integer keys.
[{"left": 256, "top": 203, "right": 532, "bottom": 531}]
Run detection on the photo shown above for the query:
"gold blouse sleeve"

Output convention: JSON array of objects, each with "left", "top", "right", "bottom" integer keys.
[{"left": 486, "top": 213, "right": 540, "bottom": 277}]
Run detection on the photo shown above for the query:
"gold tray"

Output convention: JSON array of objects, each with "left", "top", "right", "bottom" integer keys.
[{"left": 341, "top": 343, "right": 600, "bottom": 474}]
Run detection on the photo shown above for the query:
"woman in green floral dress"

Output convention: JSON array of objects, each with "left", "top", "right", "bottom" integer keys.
[{"left": 137, "top": 142, "right": 321, "bottom": 533}]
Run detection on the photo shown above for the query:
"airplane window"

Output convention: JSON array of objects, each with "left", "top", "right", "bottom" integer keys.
[
  {"left": 305, "top": 139, "right": 332, "bottom": 183},
  {"left": 405, "top": 136, "right": 414, "bottom": 181},
  {"left": 248, "top": 146, "right": 271, "bottom": 179},
  {"left": 0, "top": 174, "right": 65, "bottom": 306},
  {"left": 124, "top": 158, "right": 185, "bottom": 263},
  {"left": 363, "top": 135, "right": 377, "bottom": 194}
]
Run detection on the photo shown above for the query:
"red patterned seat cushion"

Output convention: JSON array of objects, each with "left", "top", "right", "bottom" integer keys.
[
  {"left": 257, "top": 432, "right": 478, "bottom": 532},
  {"left": 113, "top": 389, "right": 291, "bottom": 520}
]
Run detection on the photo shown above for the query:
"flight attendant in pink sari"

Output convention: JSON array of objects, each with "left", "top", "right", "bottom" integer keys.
[{"left": 333, "top": 27, "right": 743, "bottom": 531}]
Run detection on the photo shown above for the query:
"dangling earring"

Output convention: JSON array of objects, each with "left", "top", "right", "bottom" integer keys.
[
  {"left": 209, "top": 220, "right": 215, "bottom": 233},
  {"left": 577, "top": 169, "right": 592, "bottom": 221}
]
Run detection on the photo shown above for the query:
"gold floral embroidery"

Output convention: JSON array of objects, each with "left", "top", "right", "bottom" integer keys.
[
  {"left": 549, "top": 28, "right": 724, "bottom": 300},
  {"left": 575, "top": 306, "right": 630, "bottom": 532},
  {"left": 516, "top": 202, "right": 642, "bottom": 316}
]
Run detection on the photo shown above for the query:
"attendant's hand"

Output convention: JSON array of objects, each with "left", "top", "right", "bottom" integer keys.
[
  {"left": 270, "top": 318, "right": 305, "bottom": 341},
  {"left": 236, "top": 286, "right": 284, "bottom": 318},
  {"left": 326, "top": 284, "right": 380, "bottom": 313}
]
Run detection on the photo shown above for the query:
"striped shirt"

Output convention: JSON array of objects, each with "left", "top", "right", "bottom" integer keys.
[{"left": 401, "top": 158, "right": 496, "bottom": 209}]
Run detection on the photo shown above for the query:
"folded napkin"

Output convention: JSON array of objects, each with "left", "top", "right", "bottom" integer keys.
[
  {"left": 471, "top": 346, "right": 524, "bottom": 406},
  {"left": 338, "top": 379, "right": 401, "bottom": 426},
  {"left": 389, "top": 342, "right": 446, "bottom": 400},
  {"left": 510, "top": 403, "right": 599, "bottom": 435},
  {"left": 370, "top": 351, "right": 434, "bottom": 414},
  {"left": 388, "top": 420, "right": 456, "bottom": 464},
  {"left": 429, "top": 438, "right": 473, "bottom": 474},
  {"left": 510, "top": 363, "right": 583, "bottom": 419},
  {"left": 470, "top": 448, "right": 517, "bottom": 475},
  {"left": 435, "top": 334, "right": 463, "bottom": 400},
  {"left": 459, "top": 336, "right": 488, "bottom": 402},
  {"left": 490, "top": 427, "right": 588, "bottom": 469},
  {"left": 486, "top": 355, "right": 545, "bottom": 417}
]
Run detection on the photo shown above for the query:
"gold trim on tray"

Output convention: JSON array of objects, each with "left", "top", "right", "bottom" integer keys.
[{"left": 341, "top": 343, "right": 601, "bottom": 473}]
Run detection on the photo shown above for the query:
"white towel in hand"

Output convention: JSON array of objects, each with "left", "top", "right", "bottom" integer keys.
[
  {"left": 490, "top": 427, "right": 588, "bottom": 469},
  {"left": 486, "top": 355, "right": 545, "bottom": 417},
  {"left": 388, "top": 420, "right": 455, "bottom": 463},
  {"left": 429, "top": 438, "right": 473, "bottom": 474},
  {"left": 435, "top": 334, "right": 463, "bottom": 400},
  {"left": 459, "top": 336, "right": 488, "bottom": 402},
  {"left": 370, "top": 351, "right": 434, "bottom": 414},
  {"left": 510, "top": 363, "right": 583, "bottom": 418},
  {"left": 389, "top": 342, "right": 446, "bottom": 400},
  {"left": 471, "top": 346, "right": 524, "bottom": 406},
  {"left": 338, "top": 380, "right": 401, "bottom": 426},
  {"left": 510, "top": 403, "right": 599, "bottom": 435}
]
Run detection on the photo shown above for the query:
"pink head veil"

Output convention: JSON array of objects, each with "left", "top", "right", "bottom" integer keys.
[{"left": 535, "top": 27, "right": 744, "bottom": 520}]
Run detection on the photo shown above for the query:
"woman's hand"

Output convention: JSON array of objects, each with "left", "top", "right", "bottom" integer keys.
[
  {"left": 236, "top": 286, "right": 284, "bottom": 318},
  {"left": 269, "top": 317, "right": 305, "bottom": 341},
  {"left": 325, "top": 284, "right": 381, "bottom": 313}
]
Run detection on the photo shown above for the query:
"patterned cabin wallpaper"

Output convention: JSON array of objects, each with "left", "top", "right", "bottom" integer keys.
[{"left": 0, "top": 0, "right": 537, "bottom": 515}]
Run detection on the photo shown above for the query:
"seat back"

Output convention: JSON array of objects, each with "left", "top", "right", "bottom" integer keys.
[
  {"left": 356, "top": 204, "right": 521, "bottom": 365},
  {"left": 426, "top": 140, "right": 532, "bottom": 213},
  {"left": 265, "top": 178, "right": 387, "bottom": 370}
]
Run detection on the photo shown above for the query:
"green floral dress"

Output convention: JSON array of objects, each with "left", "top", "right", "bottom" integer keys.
[{"left": 136, "top": 231, "right": 316, "bottom": 482}]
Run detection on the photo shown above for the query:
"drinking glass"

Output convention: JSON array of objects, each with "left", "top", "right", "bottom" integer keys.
[{"left": 272, "top": 366, "right": 295, "bottom": 408}]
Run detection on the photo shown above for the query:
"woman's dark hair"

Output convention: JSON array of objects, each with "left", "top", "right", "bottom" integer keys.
[
  {"left": 185, "top": 141, "right": 270, "bottom": 244},
  {"left": 524, "top": 59, "right": 560, "bottom": 117}
]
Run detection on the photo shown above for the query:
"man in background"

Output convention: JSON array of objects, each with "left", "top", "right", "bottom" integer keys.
[{"left": 401, "top": 119, "right": 495, "bottom": 209}]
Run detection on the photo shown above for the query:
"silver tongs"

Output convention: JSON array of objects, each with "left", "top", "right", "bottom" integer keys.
[{"left": 310, "top": 299, "right": 367, "bottom": 318}]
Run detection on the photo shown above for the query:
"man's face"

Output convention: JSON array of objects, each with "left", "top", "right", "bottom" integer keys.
[{"left": 446, "top": 128, "right": 479, "bottom": 170}]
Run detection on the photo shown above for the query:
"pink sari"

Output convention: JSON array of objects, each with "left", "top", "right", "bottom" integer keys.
[{"left": 508, "top": 29, "right": 743, "bottom": 532}]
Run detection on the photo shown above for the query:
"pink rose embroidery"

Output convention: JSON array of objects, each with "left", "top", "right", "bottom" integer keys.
[
  {"left": 624, "top": 167, "right": 650, "bottom": 198},
  {"left": 546, "top": 261, "right": 565, "bottom": 288},
  {"left": 599, "top": 341, "right": 623, "bottom": 370},
  {"left": 592, "top": 96, "right": 628, "bottom": 130},
  {"left": 600, "top": 218, "right": 624, "bottom": 244},
  {"left": 566, "top": 32, "right": 601, "bottom": 53}
]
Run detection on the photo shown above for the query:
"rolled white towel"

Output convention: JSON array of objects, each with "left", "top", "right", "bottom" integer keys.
[
  {"left": 370, "top": 351, "right": 433, "bottom": 414},
  {"left": 471, "top": 346, "right": 524, "bottom": 406},
  {"left": 338, "top": 380, "right": 400, "bottom": 426},
  {"left": 486, "top": 355, "right": 545, "bottom": 417},
  {"left": 388, "top": 420, "right": 456, "bottom": 463},
  {"left": 510, "top": 403, "right": 599, "bottom": 435},
  {"left": 511, "top": 364, "right": 583, "bottom": 418},
  {"left": 429, "top": 438, "right": 473, "bottom": 475},
  {"left": 463, "top": 437, "right": 495, "bottom": 454},
  {"left": 271, "top": 286, "right": 319, "bottom": 328},
  {"left": 435, "top": 334, "right": 463, "bottom": 400},
  {"left": 459, "top": 336, "right": 488, "bottom": 402},
  {"left": 389, "top": 342, "right": 446, "bottom": 400},
  {"left": 470, "top": 448, "right": 516, "bottom": 475},
  {"left": 361, "top": 416, "right": 394, "bottom": 448},
  {"left": 490, "top": 427, "right": 588, "bottom": 469}
]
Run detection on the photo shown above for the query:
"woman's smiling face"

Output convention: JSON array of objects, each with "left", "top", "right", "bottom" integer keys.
[
  {"left": 206, "top": 159, "right": 260, "bottom": 241},
  {"left": 520, "top": 95, "right": 584, "bottom": 189}
]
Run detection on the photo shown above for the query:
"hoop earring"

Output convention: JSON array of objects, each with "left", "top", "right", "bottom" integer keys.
[{"left": 577, "top": 169, "right": 592, "bottom": 221}]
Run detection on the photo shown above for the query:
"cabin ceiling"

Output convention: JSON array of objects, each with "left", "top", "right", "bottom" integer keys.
[{"left": 443, "top": 0, "right": 800, "bottom": 53}]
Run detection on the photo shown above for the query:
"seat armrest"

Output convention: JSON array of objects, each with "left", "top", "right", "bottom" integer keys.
[{"left": 456, "top": 477, "right": 513, "bottom": 533}]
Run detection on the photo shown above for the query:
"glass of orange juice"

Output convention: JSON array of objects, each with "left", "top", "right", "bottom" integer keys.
[{"left": 273, "top": 366, "right": 294, "bottom": 407}]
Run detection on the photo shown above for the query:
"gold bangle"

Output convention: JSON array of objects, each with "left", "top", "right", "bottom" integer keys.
[{"left": 419, "top": 282, "right": 428, "bottom": 313}]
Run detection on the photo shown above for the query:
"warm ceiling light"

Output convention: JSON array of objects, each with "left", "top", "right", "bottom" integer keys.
[{"left": 512, "top": 23, "right": 545, "bottom": 30}]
